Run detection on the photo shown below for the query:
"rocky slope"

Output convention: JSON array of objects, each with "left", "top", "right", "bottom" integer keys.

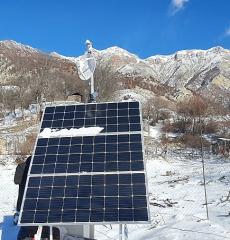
[{"left": 0, "top": 40, "right": 229, "bottom": 105}]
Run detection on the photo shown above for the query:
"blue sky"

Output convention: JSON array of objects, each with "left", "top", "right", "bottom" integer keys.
[{"left": 0, "top": 0, "right": 229, "bottom": 58}]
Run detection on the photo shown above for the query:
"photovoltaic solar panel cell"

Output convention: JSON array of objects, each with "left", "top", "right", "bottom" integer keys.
[
  {"left": 40, "top": 102, "right": 141, "bottom": 133},
  {"left": 21, "top": 173, "right": 148, "bottom": 224},
  {"left": 32, "top": 134, "right": 144, "bottom": 174},
  {"left": 19, "top": 101, "right": 150, "bottom": 225}
]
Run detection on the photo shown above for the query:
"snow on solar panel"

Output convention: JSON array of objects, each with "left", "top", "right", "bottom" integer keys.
[{"left": 19, "top": 101, "right": 150, "bottom": 225}]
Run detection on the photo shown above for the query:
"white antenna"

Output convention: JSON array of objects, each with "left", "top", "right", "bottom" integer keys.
[{"left": 76, "top": 40, "right": 96, "bottom": 102}]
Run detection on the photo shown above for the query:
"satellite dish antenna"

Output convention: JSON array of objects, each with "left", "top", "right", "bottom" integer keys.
[
  {"left": 77, "top": 40, "right": 97, "bottom": 102},
  {"left": 76, "top": 55, "right": 96, "bottom": 81}
]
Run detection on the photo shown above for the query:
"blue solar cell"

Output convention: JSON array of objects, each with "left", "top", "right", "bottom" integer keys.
[
  {"left": 65, "top": 187, "right": 78, "bottom": 197},
  {"left": 106, "top": 125, "right": 117, "bottom": 132},
  {"left": 48, "top": 138, "right": 60, "bottom": 146},
  {"left": 91, "top": 197, "right": 104, "bottom": 209},
  {"left": 92, "top": 186, "right": 104, "bottom": 196},
  {"left": 37, "top": 199, "right": 49, "bottom": 210},
  {"left": 77, "top": 198, "right": 90, "bottom": 209},
  {"left": 133, "top": 184, "right": 146, "bottom": 195},
  {"left": 37, "top": 138, "right": 48, "bottom": 146},
  {"left": 52, "top": 120, "right": 63, "bottom": 128},
  {"left": 90, "top": 210, "right": 104, "bottom": 222},
  {"left": 118, "top": 152, "right": 130, "bottom": 161},
  {"left": 38, "top": 187, "right": 52, "bottom": 198},
  {"left": 24, "top": 199, "right": 37, "bottom": 210},
  {"left": 65, "top": 105, "right": 75, "bottom": 112},
  {"left": 41, "top": 121, "right": 52, "bottom": 129},
  {"left": 80, "top": 163, "right": 92, "bottom": 172},
  {"left": 82, "top": 145, "right": 93, "bottom": 153},
  {"left": 64, "top": 112, "right": 75, "bottom": 119},
  {"left": 118, "top": 134, "right": 129, "bottom": 142},
  {"left": 118, "top": 124, "right": 129, "bottom": 132},
  {"left": 26, "top": 188, "right": 39, "bottom": 198},
  {"left": 119, "top": 174, "right": 131, "bottom": 184},
  {"left": 78, "top": 185, "right": 91, "bottom": 197},
  {"left": 118, "top": 102, "right": 129, "bottom": 109},
  {"left": 50, "top": 198, "right": 64, "bottom": 210},
  {"left": 130, "top": 124, "right": 141, "bottom": 131},
  {"left": 118, "top": 162, "right": 130, "bottom": 171},
  {"left": 62, "top": 210, "right": 76, "bottom": 222},
  {"left": 75, "top": 105, "right": 86, "bottom": 112},
  {"left": 59, "top": 137, "right": 71, "bottom": 145},
  {"left": 129, "top": 108, "right": 140, "bottom": 116},
  {"left": 118, "top": 109, "right": 129, "bottom": 116},
  {"left": 67, "top": 163, "right": 80, "bottom": 173},
  {"left": 46, "top": 146, "right": 58, "bottom": 154},
  {"left": 105, "top": 197, "right": 118, "bottom": 208},
  {"left": 133, "top": 208, "right": 148, "bottom": 221},
  {"left": 118, "top": 117, "right": 129, "bottom": 124},
  {"left": 92, "top": 175, "right": 104, "bottom": 185},
  {"left": 42, "top": 164, "right": 55, "bottom": 174},
  {"left": 20, "top": 211, "right": 35, "bottom": 223},
  {"left": 55, "top": 106, "right": 65, "bottom": 113},
  {"left": 56, "top": 154, "right": 69, "bottom": 164},
  {"left": 44, "top": 155, "right": 56, "bottom": 164},
  {"left": 131, "top": 161, "right": 144, "bottom": 171},
  {"left": 118, "top": 143, "right": 130, "bottom": 152},
  {"left": 107, "top": 110, "right": 117, "bottom": 117},
  {"left": 70, "top": 145, "right": 82, "bottom": 153},
  {"left": 131, "top": 152, "right": 143, "bottom": 161},
  {"left": 54, "top": 112, "right": 65, "bottom": 119},
  {"left": 133, "top": 196, "right": 147, "bottom": 208},
  {"left": 79, "top": 175, "right": 91, "bottom": 185},
  {"left": 45, "top": 107, "right": 55, "bottom": 114},
  {"left": 129, "top": 101, "right": 139, "bottom": 108},
  {"left": 105, "top": 174, "right": 118, "bottom": 185},
  {"left": 33, "top": 155, "right": 45, "bottom": 164},
  {"left": 55, "top": 164, "right": 67, "bottom": 173},
  {"left": 130, "top": 142, "right": 142, "bottom": 151},
  {"left": 132, "top": 173, "right": 145, "bottom": 184},
  {"left": 105, "top": 162, "right": 117, "bottom": 171},
  {"left": 119, "top": 185, "right": 132, "bottom": 196},
  {"left": 63, "top": 198, "right": 77, "bottom": 209},
  {"left": 31, "top": 165, "right": 43, "bottom": 174},
  {"left": 76, "top": 210, "right": 90, "bottom": 222},
  {"left": 104, "top": 209, "right": 118, "bottom": 221},
  {"left": 48, "top": 211, "right": 62, "bottom": 222},
  {"left": 119, "top": 209, "right": 133, "bottom": 221},
  {"left": 105, "top": 185, "right": 118, "bottom": 196},
  {"left": 66, "top": 175, "right": 78, "bottom": 186},
  {"left": 35, "top": 211, "right": 48, "bottom": 223},
  {"left": 51, "top": 176, "right": 65, "bottom": 186},
  {"left": 40, "top": 176, "right": 53, "bottom": 187}
]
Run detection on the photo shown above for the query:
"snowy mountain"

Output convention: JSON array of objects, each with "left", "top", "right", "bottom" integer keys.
[{"left": 0, "top": 40, "right": 229, "bottom": 105}]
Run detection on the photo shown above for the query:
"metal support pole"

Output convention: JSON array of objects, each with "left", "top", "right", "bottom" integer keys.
[
  {"left": 50, "top": 226, "right": 53, "bottom": 240},
  {"left": 119, "top": 224, "right": 123, "bottom": 240},
  {"left": 200, "top": 130, "right": 209, "bottom": 220},
  {"left": 34, "top": 226, "right": 42, "bottom": 240}
]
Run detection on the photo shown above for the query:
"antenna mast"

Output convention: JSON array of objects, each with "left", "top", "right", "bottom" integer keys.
[{"left": 85, "top": 40, "right": 96, "bottom": 102}]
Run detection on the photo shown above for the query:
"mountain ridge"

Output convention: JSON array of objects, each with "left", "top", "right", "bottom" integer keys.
[{"left": 0, "top": 40, "right": 229, "bottom": 106}]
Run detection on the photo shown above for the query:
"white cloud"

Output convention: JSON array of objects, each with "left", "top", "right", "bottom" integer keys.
[
  {"left": 171, "top": 0, "right": 189, "bottom": 14},
  {"left": 225, "top": 26, "right": 230, "bottom": 36}
]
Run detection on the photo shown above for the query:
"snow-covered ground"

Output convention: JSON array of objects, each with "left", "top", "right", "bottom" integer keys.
[
  {"left": 0, "top": 154, "right": 230, "bottom": 240},
  {"left": 95, "top": 155, "right": 230, "bottom": 240}
]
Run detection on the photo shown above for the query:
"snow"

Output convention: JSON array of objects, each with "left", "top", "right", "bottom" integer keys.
[
  {"left": 95, "top": 155, "right": 230, "bottom": 240},
  {"left": 1, "top": 152, "right": 230, "bottom": 239},
  {"left": 39, "top": 127, "right": 104, "bottom": 138}
]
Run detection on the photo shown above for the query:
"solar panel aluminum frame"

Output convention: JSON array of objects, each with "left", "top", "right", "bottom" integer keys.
[{"left": 18, "top": 101, "right": 151, "bottom": 226}]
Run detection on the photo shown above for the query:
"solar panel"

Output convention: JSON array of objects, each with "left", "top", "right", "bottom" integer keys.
[
  {"left": 40, "top": 102, "right": 141, "bottom": 133},
  {"left": 19, "top": 101, "right": 150, "bottom": 225},
  {"left": 20, "top": 173, "right": 148, "bottom": 224}
]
